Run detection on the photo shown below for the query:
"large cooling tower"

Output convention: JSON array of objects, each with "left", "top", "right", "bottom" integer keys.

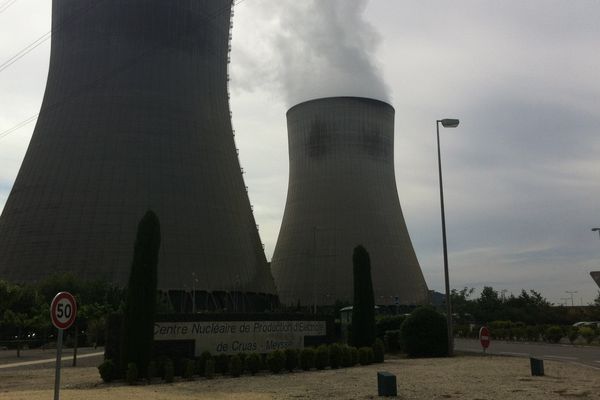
[
  {"left": 271, "top": 97, "right": 429, "bottom": 306},
  {"left": 0, "top": 0, "right": 276, "bottom": 298}
]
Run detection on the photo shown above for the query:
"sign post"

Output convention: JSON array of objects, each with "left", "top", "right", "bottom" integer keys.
[
  {"left": 479, "top": 326, "right": 491, "bottom": 354},
  {"left": 50, "top": 292, "right": 77, "bottom": 400}
]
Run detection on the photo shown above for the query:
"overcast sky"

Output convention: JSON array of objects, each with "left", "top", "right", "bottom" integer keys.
[{"left": 1, "top": 0, "right": 599, "bottom": 304}]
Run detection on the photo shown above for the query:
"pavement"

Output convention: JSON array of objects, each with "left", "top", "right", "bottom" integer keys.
[
  {"left": 0, "top": 347, "right": 104, "bottom": 370},
  {"left": 455, "top": 338, "right": 600, "bottom": 369}
]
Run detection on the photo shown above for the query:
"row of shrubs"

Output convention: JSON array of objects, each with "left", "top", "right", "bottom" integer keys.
[
  {"left": 454, "top": 321, "right": 600, "bottom": 344},
  {"left": 99, "top": 340, "right": 385, "bottom": 384}
]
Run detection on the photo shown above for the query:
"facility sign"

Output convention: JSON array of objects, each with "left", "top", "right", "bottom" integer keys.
[{"left": 154, "top": 320, "right": 327, "bottom": 356}]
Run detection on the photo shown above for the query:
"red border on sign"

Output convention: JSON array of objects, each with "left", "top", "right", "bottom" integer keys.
[
  {"left": 479, "top": 326, "right": 491, "bottom": 349},
  {"left": 50, "top": 291, "right": 77, "bottom": 330}
]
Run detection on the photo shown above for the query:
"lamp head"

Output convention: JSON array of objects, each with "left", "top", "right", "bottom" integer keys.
[
  {"left": 440, "top": 119, "right": 460, "bottom": 128},
  {"left": 592, "top": 228, "right": 600, "bottom": 232}
]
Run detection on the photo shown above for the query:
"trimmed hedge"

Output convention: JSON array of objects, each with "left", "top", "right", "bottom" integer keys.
[
  {"left": 300, "top": 348, "right": 316, "bottom": 371},
  {"left": 315, "top": 345, "right": 330, "bottom": 370},
  {"left": 196, "top": 351, "right": 212, "bottom": 376},
  {"left": 329, "top": 343, "right": 343, "bottom": 369},
  {"left": 98, "top": 359, "right": 116, "bottom": 383},
  {"left": 267, "top": 350, "right": 285, "bottom": 374},
  {"left": 372, "top": 338, "right": 384, "bottom": 363},
  {"left": 245, "top": 353, "right": 261, "bottom": 375},
  {"left": 284, "top": 348, "right": 299, "bottom": 372},
  {"left": 229, "top": 355, "right": 243, "bottom": 377}
]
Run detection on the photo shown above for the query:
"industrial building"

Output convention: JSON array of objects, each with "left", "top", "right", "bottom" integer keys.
[
  {"left": 271, "top": 97, "right": 430, "bottom": 307},
  {"left": 0, "top": 0, "right": 276, "bottom": 309}
]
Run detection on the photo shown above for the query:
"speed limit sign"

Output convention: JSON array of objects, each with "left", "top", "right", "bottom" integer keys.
[{"left": 50, "top": 292, "right": 77, "bottom": 330}]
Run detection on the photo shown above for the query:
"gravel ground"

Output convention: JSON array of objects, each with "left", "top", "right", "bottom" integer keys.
[{"left": 1, "top": 354, "right": 599, "bottom": 399}]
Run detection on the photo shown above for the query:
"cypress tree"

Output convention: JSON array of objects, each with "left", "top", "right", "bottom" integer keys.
[
  {"left": 121, "top": 210, "right": 161, "bottom": 375},
  {"left": 351, "top": 245, "right": 376, "bottom": 348}
]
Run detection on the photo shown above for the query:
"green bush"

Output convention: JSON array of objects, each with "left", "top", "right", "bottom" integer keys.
[
  {"left": 545, "top": 325, "right": 563, "bottom": 343},
  {"left": 384, "top": 330, "right": 401, "bottom": 353},
  {"left": 164, "top": 359, "right": 174, "bottom": 383},
  {"left": 267, "top": 350, "right": 285, "bottom": 374},
  {"left": 526, "top": 325, "right": 540, "bottom": 341},
  {"left": 376, "top": 315, "right": 407, "bottom": 339},
  {"left": 146, "top": 360, "right": 157, "bottom": 382},
  {"left": 329, "top": 343, "right": 343, "bottom": 369},
  {"left": 183, "top": 359, "right": 195, "bottom": 380},
  {"left": 358, "top": 347, "right": 373, "bottom": 365},
  {"left": 340, "top": 345, "right": 353, "bottom": 368},
  {"left": 245, "top": 353, "right": 261, "bottom": 375},
  {"left": 205, "top": 359, "right": 215, "bottom": 379},
  {"left": 284, "top": 348, "right": 299, "bottom": 372},
  {"left": 315, "top": 345, "right": 330, "bottom": 370},
  {"left": 579, "top": 327, "right": 596, "bottom": 344},
  {"left": 373, "top": 338, "right": 384, "bottom": 363},
  {"left": 215, "top": 354, "right": 229, "bottom": 374},
  {"left": 350, "top": 346, "right": 359, "bottom": 366},
  {"left": 229, "top": 355, "right": 243, "bottom": 377},
  {"left": 126, "top": 362, "right": 138, "bottom": 385},
  {"left": 567, "top": 327, "right": 579, "bottom": 344},
  {"left": 196, "top": 351, "right": 212, "bottom": 376},
  {"left": 300, "top": 348, "right": 316, "bottom": 371},
  {"left": 401, "top": 307, "right": 448, "bottom": 357},
  {"left": 98, "top": 359, "right": 115, "bottom": 382}
]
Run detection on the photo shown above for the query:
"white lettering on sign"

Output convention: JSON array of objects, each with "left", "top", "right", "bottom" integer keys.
[{"left": 154, "top": 320, "right": 327, "bottom": 356}]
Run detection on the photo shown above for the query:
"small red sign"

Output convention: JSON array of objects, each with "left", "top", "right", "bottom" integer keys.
[
  {"left": 479, "top": 326, "right": 491, "bottom": 349},
  {"left": 50, "top": 292, "right": 77, "bottom": 330}
]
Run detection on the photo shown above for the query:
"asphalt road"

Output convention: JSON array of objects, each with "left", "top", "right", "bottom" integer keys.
[
  {"left": 0, "top": 347, "right": 104, "bottom": 370},
  {"left": 455, "top": 338, "right": 600, "bottom": 369}
]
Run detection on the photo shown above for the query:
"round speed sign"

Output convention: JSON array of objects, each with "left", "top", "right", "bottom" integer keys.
[{"left": 50, "top": 292, "right": 77, "bottom": 330}]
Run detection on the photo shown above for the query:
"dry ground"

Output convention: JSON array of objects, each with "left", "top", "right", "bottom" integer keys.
[{"left": 1, "top": 355, "right": 599, "bottom": 399}]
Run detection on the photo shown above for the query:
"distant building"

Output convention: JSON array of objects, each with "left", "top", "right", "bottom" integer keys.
[{"left": 271, "top": 97, "right": 429, "bottom": 307}]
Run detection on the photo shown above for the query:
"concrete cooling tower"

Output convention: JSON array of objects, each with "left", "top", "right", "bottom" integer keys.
[
  {"left": 271, "top": 97, "right": 429, "bottom": 306},
  {"left": 0, "top": 0, "right": 276, "bottom": 307}
]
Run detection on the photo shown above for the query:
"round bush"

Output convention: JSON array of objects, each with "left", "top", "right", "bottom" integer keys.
[
  {"left": 196, "top": 351, "right": 212, "bottom": 376},
  {"left": 315, "top": 345, "right": 330, "bottom": 370},
  {"left": 300, "top": 348, "right": 316, "bottom": 371},
  {"left": 358, "top": 347, "right": 373, "bottom": 365},
  {"left": 146, "top": 360, "right": 157, "bottom": 382},
  {"left": 229, "top": 354, "right": 243, "bottom": 377},
  {"left": 183, "top": 359, "right": 195, "bottom": 380},
  {"left": 98, "top": 359, "right": 115, "bottom": 383},
  {"left": 329, "top": 343, "right": 343, "bottom": 369},
  {"left": 164, "top": 359, "right": 174, "bottom": 383},
  {"left": 245, "top": 353, "right": 261, "bottom": 375},
  {"left": 284, "top": 348, "right": 299, "bottom": 372},
  {"left": 579, "top": 326, "right": 596, "bottom": 344},
  {"left": 384, "top": 330, "right": 401, "bottom": 353},
  {"left": 545, "top": 325, "right": 563, "bottom": 344},
  {"left": 205, "top": 359, "right": 215, "bottom": 379},
  {"left": 267, "top": 350, "right": 285, "bottom": 374},
  {"left": 349, "top": 346, "right": 359, "bottom": 366},
  {"left": 340, "top": 345, "right": 353, "bottom": 368},
  {"left": 400, "top": 307, "right": 448, "bottom": 357},
  {"left": 126, "top": 362, "right": 138, "bottom": 385},
  {"left": 215, "top": 354, "right": 230, "bottom": 374},
  {"left": 373, "top": 338, "right": 385, "bottom": 363}
]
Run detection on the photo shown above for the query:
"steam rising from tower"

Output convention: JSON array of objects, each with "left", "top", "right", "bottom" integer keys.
[
  {"left": 271, "top": 97, "right": 429, "bottom": 306},
  {"left": 0, "top": 0, "right": 276, "bottom": 302}
]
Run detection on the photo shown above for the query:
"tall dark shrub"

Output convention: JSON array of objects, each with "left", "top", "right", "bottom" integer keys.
[
  {"left": 351, "top": 245, "right": 376, "bottom": 348},
  {"left": 121, "top": 210, "right": 161, "bottom": 375},
  {"left": 400, "top": 306, "right": 448, "bottom": 357}
]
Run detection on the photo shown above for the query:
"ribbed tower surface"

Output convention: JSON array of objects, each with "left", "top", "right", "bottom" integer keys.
[
  {"left": 271, "top": 97, "right": 429, "bottom": 306},
  {"left": 0, "top": 0, "right": 275, "bottom": 295},
  {"left": 591, "top": 272, "right": 600, "bottom": 289}
]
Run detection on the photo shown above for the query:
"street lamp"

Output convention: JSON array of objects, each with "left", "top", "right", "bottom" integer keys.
[
  {"left": 436, "top": 118, "right": 460, "bottom": 356},
  {"left": 592, "top": 228, "right": 600, "bottom": 239}
]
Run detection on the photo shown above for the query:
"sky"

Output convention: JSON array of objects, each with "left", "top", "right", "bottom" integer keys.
[{"left": 1, "top": 0, "right": 599, "bottom": 305}]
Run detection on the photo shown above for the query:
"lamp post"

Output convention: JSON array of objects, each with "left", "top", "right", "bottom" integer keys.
[{"left": 436, "top": 118, "right": 459, "bottom": 356}]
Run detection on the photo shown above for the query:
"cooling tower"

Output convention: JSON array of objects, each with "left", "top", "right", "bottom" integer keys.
[
  {"left": 0, "top": 0, "right": 276, "bottom": 301},
  {"left": 271, "top": 97, "right": 429, "bottom": 306}
]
